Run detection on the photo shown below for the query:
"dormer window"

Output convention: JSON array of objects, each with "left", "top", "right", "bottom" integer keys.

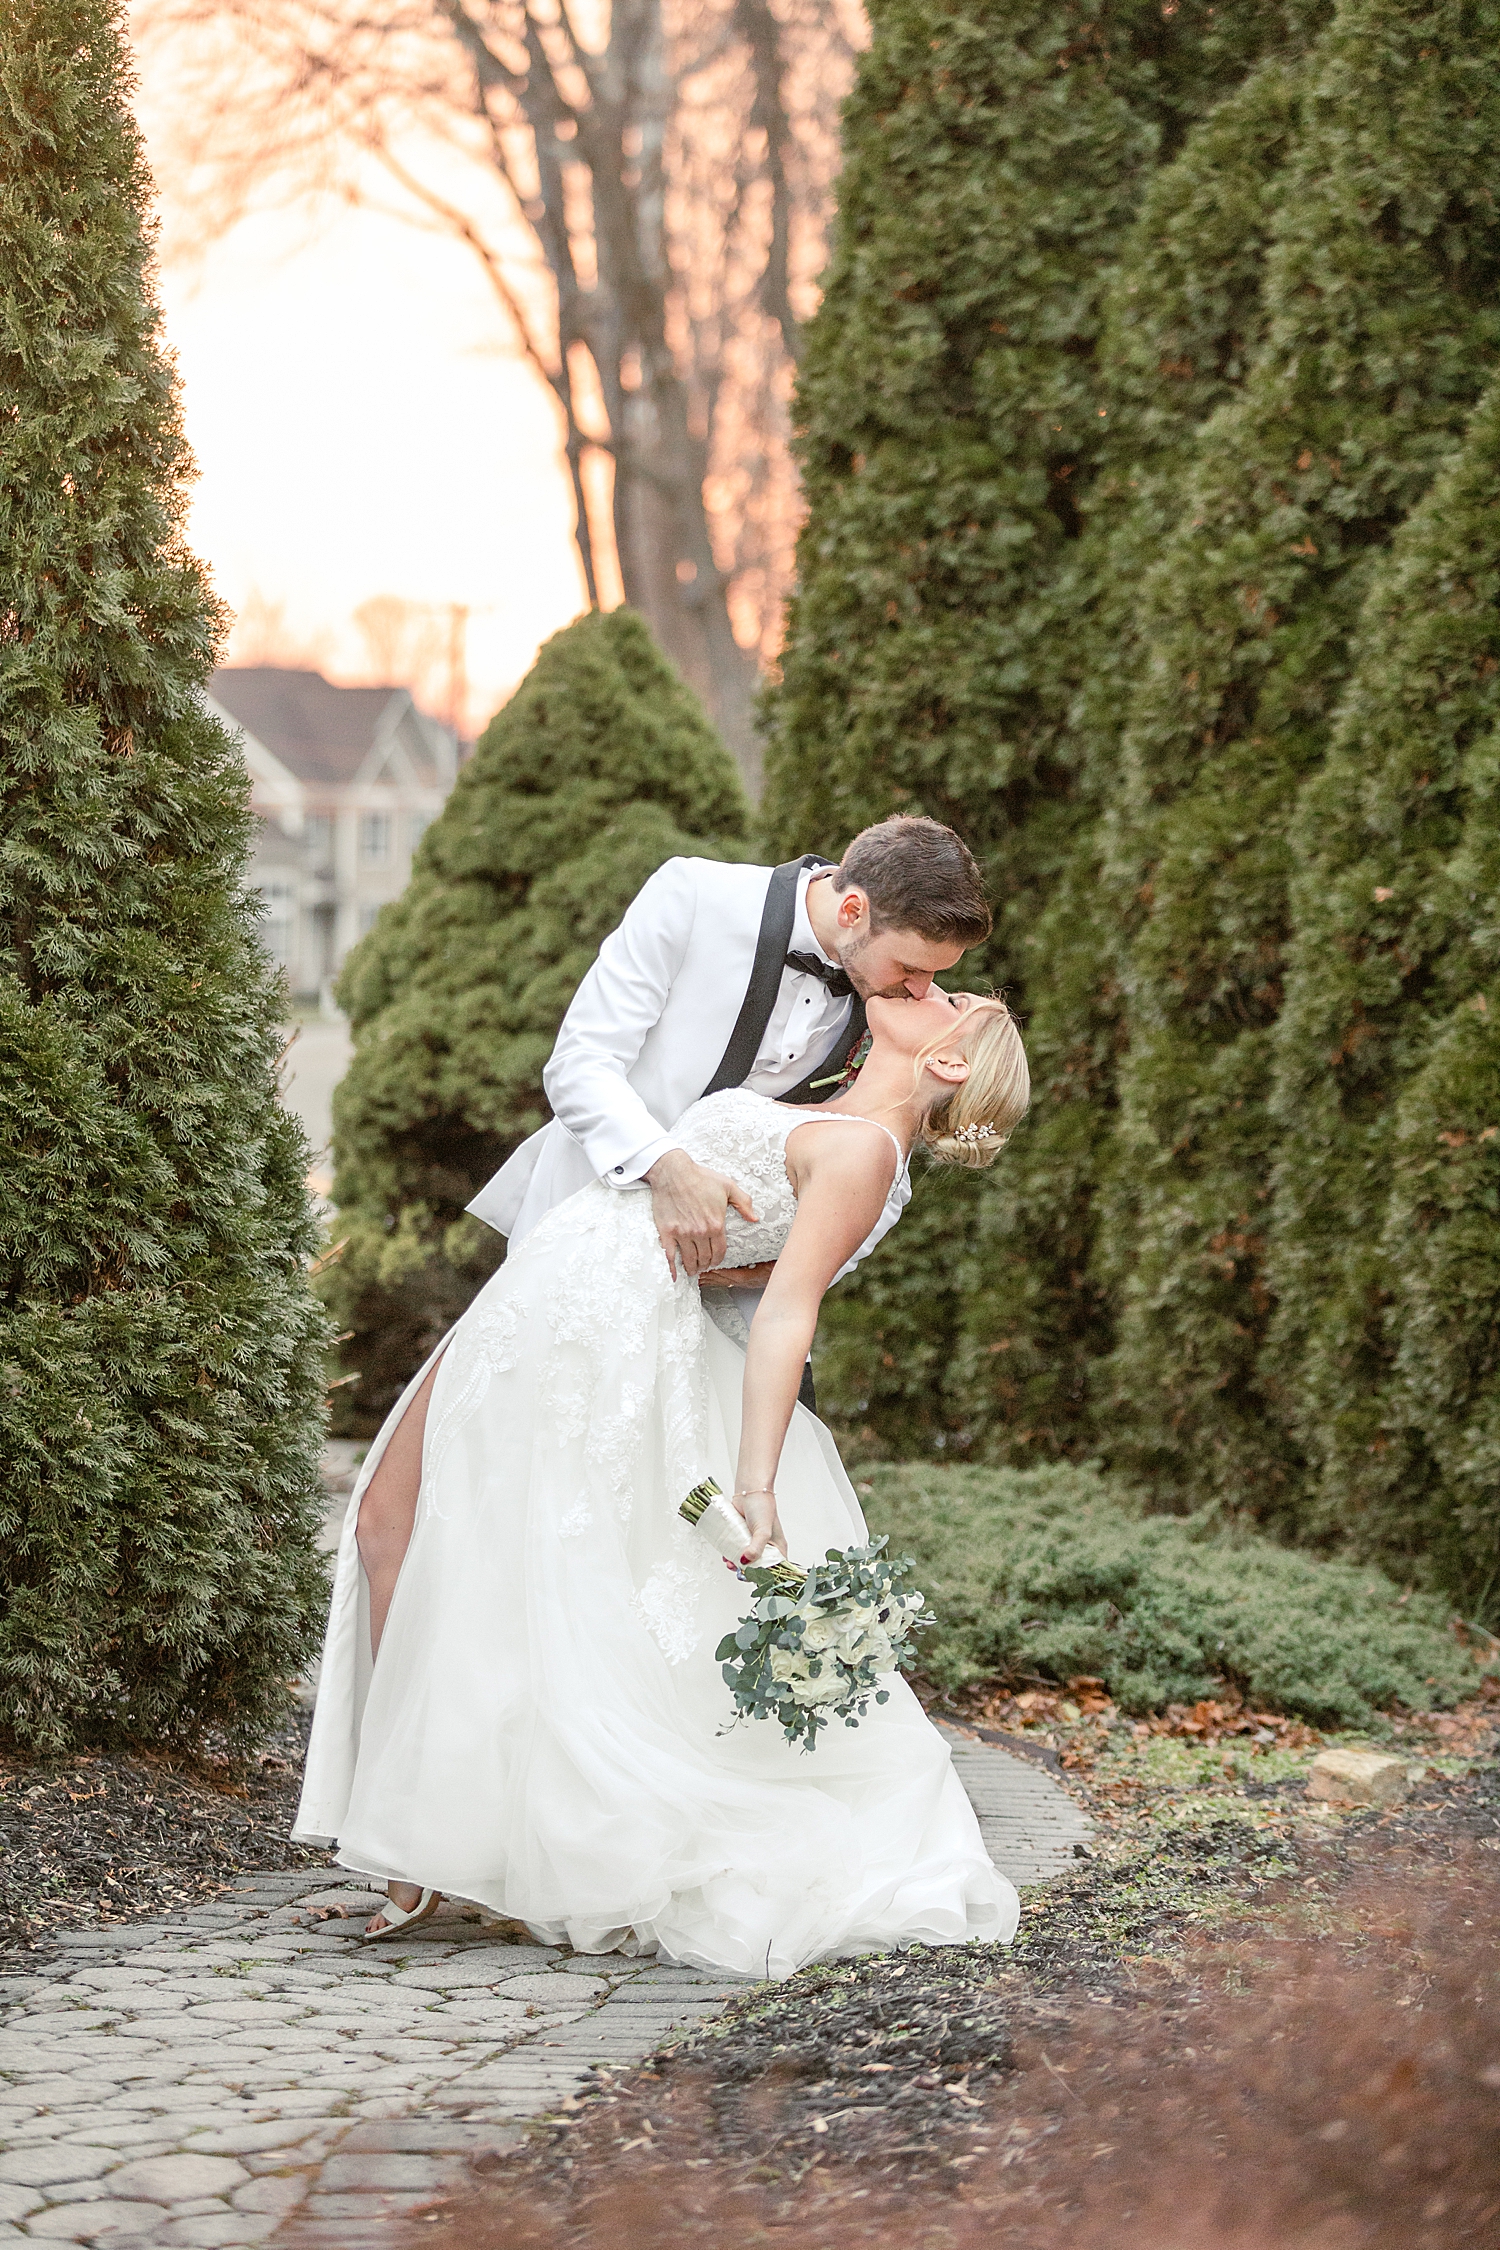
[{"left": 360, "top": 811, "right": 392, "bottom": 865}]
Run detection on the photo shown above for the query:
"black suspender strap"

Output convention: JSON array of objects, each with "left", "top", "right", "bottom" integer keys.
[{"left": 701, "top": 856, "right": 831, "bottom": 1099}]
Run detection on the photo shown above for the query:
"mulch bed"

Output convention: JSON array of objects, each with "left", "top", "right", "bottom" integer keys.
[
  {"left": 0, "top": 1708, "right": 329, "bottom": 1961},
  {"left": 419, "top": 1744, "right": 1500, "bottom": 2250}
]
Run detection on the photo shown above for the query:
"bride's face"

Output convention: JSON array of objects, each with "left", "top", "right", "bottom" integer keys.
[{"left": 866, "top": 986, "right": 977, "bottom": 1058}]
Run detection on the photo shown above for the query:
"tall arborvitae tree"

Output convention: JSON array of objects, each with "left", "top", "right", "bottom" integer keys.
[
  {"left": 1380, "top": 980, "right": 1500, "bottom": 1617},
  {"left": 948, "top": 46, "right": 1323, "bottom": 1462},
  {"left": 325, "top": 610, "right": 748, "bottom": 1431},
  {"left": 1099, "top": 0, "right": 1500, "bottom": 1517},
  {"left": 761, "top": 0, "right": 1322, "bottom": 1455},
  {"left": 1267, "top": 377, "right": 1500, "bottom": 1610},
  {"left": 763, "top": 0, "right": 1320, "bottom": 887},
  {"left": 0, "top": 0, "right": 329, "bottom": 1751}
]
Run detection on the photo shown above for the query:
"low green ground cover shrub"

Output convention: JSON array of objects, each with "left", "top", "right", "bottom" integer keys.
[{"left": 860, "top": 1463, "right": 1484, "bottom": 1727}]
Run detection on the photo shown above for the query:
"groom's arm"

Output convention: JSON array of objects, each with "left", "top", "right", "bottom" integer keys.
[
  {"left": 545, "top": 855, "right": 758, "bottom": 1276},
  {"left": 543, "top": 858, "right": 700, "bottom": 1183}
]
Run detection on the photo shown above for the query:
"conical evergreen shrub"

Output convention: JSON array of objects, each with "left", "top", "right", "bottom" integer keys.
[
  {"left": 324, "top": 609, "right": 749, "bottom": 1431},
  {"left": 0, "top": 0, "right": 330, "bottom": 1752},
  {"left": 1267, "top": 377, "right": 1500, "bottom": 1611},
  {"left": 763, "top": 0, "right": 1321, "bottom": 1456},
  {"left": 1099, "top": 0, "right": 1500, "bottom": 1515},
  {"left": 948, "top": 45, "right": 1323, "bottom": 1463}
]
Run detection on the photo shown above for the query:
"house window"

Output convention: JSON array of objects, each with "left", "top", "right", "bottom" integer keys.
[
  {"left": 305, "top": 812, "right": 334, "bottom": 869},
  {"left": 257, "top": 880, "right": 296, "bottom": 969},
  {"left": 360, "top": 811, "right": 392, "bottom": 864},
  {"left": 359, "top": 903, "right": 383, "bottom": 936},
  {"left": 408, "top": 810, "right": 432, "bottom": 852}
]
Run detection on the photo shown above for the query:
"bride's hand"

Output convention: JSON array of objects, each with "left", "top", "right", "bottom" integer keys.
[{"left": 738, "top": 1488, "right": 788, "bottom": 1566}]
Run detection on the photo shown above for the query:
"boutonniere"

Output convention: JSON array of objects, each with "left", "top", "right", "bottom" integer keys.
[{"left": 809, "top": 1028, "right": 872, "bottom": 1097}]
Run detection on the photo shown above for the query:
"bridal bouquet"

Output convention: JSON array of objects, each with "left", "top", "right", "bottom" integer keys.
[{"left": 680, "top": 1480, "right": 933, "bottom": 1750}]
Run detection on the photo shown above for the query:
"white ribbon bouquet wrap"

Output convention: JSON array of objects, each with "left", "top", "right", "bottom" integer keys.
[{"left": 679, "top": 1480, "right": 933, "bottom": 1751}]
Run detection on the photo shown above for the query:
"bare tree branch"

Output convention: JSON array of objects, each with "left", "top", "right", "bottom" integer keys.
[
  {"left": 132, "top": 0, "right": 863, "bottom": 775},
  {"left": 730, "top": 0, "right": 798, "bottom": 361},
  {"left": 374, "top": 135, "right": 604, "bottom": 604}
]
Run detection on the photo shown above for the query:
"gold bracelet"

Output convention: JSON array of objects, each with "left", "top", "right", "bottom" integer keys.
[{"left": 733, "top": 1487, "right": 776, "bottom": 1501}]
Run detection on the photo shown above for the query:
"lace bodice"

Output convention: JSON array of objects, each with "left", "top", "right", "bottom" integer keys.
[{"left": 672, "top": 1087, "right": 907, "bottom": 1270}]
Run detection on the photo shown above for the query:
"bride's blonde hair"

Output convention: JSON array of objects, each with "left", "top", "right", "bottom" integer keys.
[{"left": 916, "top": 997, "right": 1030, "bottom": 1168}]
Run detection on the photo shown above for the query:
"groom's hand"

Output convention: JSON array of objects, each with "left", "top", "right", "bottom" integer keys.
[
  {"left": 645, "top": 1148, "right": 757, "bottom": 1279},
  {"left": 698, "top": 1261, "right": 777, "bottom": 1290}
]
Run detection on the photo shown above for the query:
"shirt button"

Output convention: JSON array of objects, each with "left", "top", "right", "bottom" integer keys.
[{"left": 614, "top": 1166, "right": 623, "bottom": 1174}]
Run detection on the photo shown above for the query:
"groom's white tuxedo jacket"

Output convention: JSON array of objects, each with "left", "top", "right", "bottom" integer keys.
[{"left": 466, "top": 856, "right": 909, "bottom": 1275}]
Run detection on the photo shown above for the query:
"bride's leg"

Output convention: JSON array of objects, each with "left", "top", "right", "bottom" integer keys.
[
  {"left": 354, "top": 1349, "right": 447, "bottom": 1937},
  {"left": 356, "top": 1348, "right": 446, "bottom": 1660}
]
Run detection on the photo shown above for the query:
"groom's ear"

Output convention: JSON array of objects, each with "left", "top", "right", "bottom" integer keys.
[{"left": 834, "top": 884, "right": 869, "bottom": 930}]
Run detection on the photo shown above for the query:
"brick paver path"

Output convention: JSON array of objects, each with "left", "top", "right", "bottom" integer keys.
[
  {"left": 0, "top": 1878, "right": 741, "bottom": 2246},
  {"left": 0, "top": 1748, "right": 1087, "bottom": 2247},
  {"left": 940, "top": 1730, "right": 1093, "bottom": 1883}
]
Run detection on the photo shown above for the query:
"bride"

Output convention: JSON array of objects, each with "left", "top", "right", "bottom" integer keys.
[{"left": 294, "top": 986, "right": 1030, "bottom": 1977}]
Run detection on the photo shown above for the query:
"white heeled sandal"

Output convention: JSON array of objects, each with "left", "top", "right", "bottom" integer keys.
[{"left": 360, "top": 1886, "right": 442, "bottom": 1944}]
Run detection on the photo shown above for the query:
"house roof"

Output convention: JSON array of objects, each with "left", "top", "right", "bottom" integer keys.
[{"left": 211, "top": 666, "right": 442, "bottom": 788}]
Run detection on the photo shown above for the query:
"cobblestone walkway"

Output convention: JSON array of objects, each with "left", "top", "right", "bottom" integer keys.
[
  {"left": 0, "top": 1747, "right": 1088, "bottom": 2247},
  {"left": 940, "top": 1730, "right": 1093, "bottom": 1883},
  {"left": 0, "top": 1878, "right": 743, "bottom": 2247}
]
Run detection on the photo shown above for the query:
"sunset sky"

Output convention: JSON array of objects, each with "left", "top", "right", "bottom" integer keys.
[{"left": 149, "top": 159, "right": 589, "bottom": 737}]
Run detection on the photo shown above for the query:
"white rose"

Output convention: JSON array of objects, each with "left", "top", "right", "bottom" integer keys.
[
  {"left": 769, "top": 1646, "right": 848, "bottom": 1706},
  {"left": 841, "top": 1625, "right": 895, "bottom": 1674}
]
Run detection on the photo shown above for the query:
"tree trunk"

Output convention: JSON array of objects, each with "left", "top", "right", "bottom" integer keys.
[
  {"left": 615, "top": 395, "right": 762, "bottom": 785},
  {"left": 137, "top": 0, "right": 855, "bottom": 787}
]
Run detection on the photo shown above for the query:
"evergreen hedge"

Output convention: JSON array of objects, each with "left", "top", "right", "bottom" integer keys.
[
  {"left": 1268, "top": 377, "right": 1500, "bottom": 1611},
  {"left": 324, "top": 609, "right": 748, "bottom": 1430},
  {"left": 1100, "top": 0, "right": 1500, "bottom": 1516},
  {"left": 0, "top": 0, "right": 330, "bottom": 1752},
  {"left": 767, "top": 0, "right": 1500, "bottom": 1618},
  {"left": 864, "top": 1462, "right": 1485, "bottom": 1725},
  {"left": 763, "top": 0, "right": 1322, "bottom": 930},
  {"left": 946, "top": 44, "right": 1324, "bottom": 1465},
  {"left": 765, "top": 0, "right": 1324, "bottom": 1459}
]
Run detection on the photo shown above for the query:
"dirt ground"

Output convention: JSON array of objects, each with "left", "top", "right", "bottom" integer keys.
[
  {"left": 0, "top": 1708, "right": 326, "bottom": 1956},
  {"left": 418, "top": 1691, "right": 1500, "bottom": 2250}
]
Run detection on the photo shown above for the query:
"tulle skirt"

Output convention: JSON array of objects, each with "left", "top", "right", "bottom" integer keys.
[{"left": 293, "top": 1181, "right": 1018, "bottom": 1978}]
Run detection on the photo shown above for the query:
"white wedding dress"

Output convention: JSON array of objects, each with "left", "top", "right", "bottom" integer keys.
[{"left": 294, "top": 1088, "right": 1018, "bottom": 1977}]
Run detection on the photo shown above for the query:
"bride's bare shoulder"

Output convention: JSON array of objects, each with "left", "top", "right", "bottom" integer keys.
[{"left": 783, "top": 1113, "right": 901, "bottom": 1189}]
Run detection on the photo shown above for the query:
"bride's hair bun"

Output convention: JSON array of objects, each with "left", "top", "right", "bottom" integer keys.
[{"left": 918, "top": 998, "right": 1030, "bottom": 1169}]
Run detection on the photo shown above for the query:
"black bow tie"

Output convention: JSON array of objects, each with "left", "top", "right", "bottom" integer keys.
[{"left": 786, "top": 950, "right": 854, "bottom": 999}]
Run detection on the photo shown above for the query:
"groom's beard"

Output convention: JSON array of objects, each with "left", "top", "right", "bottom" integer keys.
[{"left": 835, "top": 928, "right": 910, "bottom": 1002}]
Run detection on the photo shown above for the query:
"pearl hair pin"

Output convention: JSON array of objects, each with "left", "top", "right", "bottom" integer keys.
[{"left": 952, "top": 1120, "right": 998, "bottom": 1145}]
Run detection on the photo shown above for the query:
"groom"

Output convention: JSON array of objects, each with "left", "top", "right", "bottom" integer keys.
[{"left": 468, "top": 814, "right": 992, "bottom": 1290}]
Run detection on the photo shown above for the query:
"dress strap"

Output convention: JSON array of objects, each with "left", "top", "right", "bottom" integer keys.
[{"left": 785, "top": 1110, "right": 908, "bottom": 1179}]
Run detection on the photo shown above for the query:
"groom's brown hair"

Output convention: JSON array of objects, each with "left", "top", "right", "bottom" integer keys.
[{"left": 833, "top": 815, "right": 991, "bottom": 946}]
